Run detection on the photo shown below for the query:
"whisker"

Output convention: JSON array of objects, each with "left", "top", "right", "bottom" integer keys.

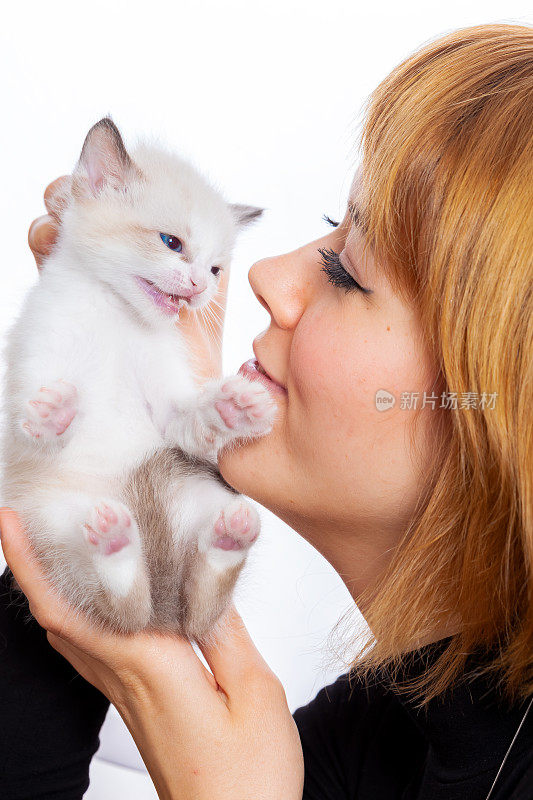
[
  {"left": 205, "top": 304, "right": 222, "bottom": 329},
  {"left": 209, "top": 295, "right": 226, "bottom": 313},
  {"left": 204, "top": 305, "right": 223, "bottom": 342},
  {"left": 201, "top": 307, "right": 222, "bottom": 350}
]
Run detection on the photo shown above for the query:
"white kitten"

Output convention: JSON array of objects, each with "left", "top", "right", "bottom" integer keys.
[{"left": 1, "top": 118, "right": 276, "bottom": 638}]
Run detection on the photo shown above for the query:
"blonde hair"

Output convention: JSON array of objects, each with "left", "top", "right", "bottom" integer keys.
[{"left": 351, "top": 23, "right": 533, "bottom": 707}]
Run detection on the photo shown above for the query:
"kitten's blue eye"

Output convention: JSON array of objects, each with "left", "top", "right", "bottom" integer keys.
[{"left": 160, "top": 233, "right": 182, "bottom": 252}]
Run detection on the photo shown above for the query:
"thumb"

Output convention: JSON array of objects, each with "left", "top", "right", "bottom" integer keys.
[
  {"left": 198, "top": 606, "right": 277, "bottom": 701},
  {"left": 0, "top": 507, "right": 70, "bottom": 630},
  {"left": 0, "top": 507, "right": 34, "bottom": 581}
]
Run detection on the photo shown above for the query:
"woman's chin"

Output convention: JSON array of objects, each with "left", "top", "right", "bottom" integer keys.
[{"left": 217, "top": 433, "right": 272, "bottom": 498}]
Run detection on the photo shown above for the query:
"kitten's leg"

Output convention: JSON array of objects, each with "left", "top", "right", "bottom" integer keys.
[
  {"left": 35, "top": 492, "right": 150, "bottom": 632},
  {"left": 20, "top": 379, "right": 78, "bottom": 441},
  {"left": 169, "top": 474, "right": 260, "bottom": 639},
  {"left": 165, "top": 375, "right": 276, "bottom": 461}
]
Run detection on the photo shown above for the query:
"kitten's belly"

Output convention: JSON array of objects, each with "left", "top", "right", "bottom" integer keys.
[{"left": 57, "top": 398, "right": 164, "bottom": 479}]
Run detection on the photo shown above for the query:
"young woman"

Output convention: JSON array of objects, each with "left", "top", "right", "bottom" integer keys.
[{"left": 1, "top": 23, "right": 531, "bottom": 800}]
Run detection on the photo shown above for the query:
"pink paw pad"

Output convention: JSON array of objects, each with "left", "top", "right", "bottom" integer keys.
[
  {"left": 214, "top": 375, "right": 275, "bottom": 435},
  {"left": 84, "top": 501, "right": 133, "bottom": 556},
  {"left": 214, "top": 398, "right": 243, "bottom": 430},
  {"left": 213, "top": 500, "right": 260, "bottom": 551},
  {"left": 22, "top": 379, "right": 78, "bottom": 439}
]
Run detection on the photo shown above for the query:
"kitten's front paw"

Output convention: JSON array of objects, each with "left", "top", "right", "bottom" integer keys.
[
  {"left": 21, "top": 379, "right": 78, "bottom": 440},
  {"left": 213, "top": 375, "right": 276, "bottom": 439},
  {"left": 83, "top": 500, "right": 134, "bottom": 556}
]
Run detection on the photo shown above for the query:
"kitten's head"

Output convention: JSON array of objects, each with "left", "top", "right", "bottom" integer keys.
[{"left": 62, "top": 118, "right": 262, "bottom": 325}]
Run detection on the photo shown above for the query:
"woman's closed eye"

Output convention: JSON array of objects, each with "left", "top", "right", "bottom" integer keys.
[{"left": 318, "top": 248, "right": 372, "bottom": 295}]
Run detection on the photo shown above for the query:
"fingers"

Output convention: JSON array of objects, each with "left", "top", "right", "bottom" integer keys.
[
  {"left": 29, "top": 176, "right": 70, "bottom": 270},
  {"left": 44, "top": 176, "right": 71, "bottom": 219},
  {"left": 198, "top": 605, "right": 281, "bottom": 703},
  {"left": 0, "top": 507, "right": 71, "bottom": 634},
  {"left": 28, "top": 216, "right": 59, "bottom": 269}
]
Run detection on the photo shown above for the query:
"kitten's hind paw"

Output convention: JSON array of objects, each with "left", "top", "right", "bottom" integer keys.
[
  {"left": 83, "top": 500, "right": 134, "bottom": 556},
  {"left": 82, "top": 498, "right": 149, "bottom": 624},
  {"left": 213, "top": 498, "right": 260, "bottom": 551},
  {"left": 21, "top": 379, "right": 78, "bottom": 440}
]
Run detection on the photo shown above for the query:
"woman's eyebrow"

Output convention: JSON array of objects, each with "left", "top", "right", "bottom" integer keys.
[
  {"left": 348, "top": 200, "right": 361, "bottom": 228},
  {"left": 347, "top": 200, "right": 365, "bottom": 232}
]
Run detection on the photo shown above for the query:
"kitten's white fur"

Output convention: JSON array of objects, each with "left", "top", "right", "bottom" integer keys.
[{"left": 1, "top": 118, "right": 275, "bottom": 638}]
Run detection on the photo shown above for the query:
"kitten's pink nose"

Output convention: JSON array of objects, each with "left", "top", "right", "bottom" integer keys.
[
  {"left": 186, "top": 276, "right": 207, "bottom": 297},
  {"left": 170, "top": 274, "right": 207, "bottom": 300}
]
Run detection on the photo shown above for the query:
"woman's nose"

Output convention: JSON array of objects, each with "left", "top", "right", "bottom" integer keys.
[{"left": 248, "top": 251, "right": 308, "bottom": 331}]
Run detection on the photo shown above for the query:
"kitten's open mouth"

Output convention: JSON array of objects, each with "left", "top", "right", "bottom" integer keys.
[{"left": 135, "top": 277, "right": 188, "bottom": 316}]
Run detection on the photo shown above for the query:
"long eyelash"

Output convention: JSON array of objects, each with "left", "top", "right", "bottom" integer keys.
[
  {"left": 318, "top": 247, "right": 372, "bottom": 295},
  {"left": 323, "top": 214, "right": 339, "bottom": 227}
]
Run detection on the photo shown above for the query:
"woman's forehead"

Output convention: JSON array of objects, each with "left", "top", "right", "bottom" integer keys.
[
  {"left": 347, "top": 166, "right": 367, "bottom": 234},
  {"left": 349, "top": 165, "right": 363, "bottom": 200}
]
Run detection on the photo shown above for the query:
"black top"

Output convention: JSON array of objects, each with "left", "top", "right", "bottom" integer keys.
[
  {"left": 0, "top": 568, "right": 110, "bottom": 799},
  {"left": 293, "top": 637, "right": 533, "bottom": 799}
]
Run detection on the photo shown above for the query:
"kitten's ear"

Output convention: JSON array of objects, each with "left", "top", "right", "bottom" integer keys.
[
  {"left": 229, "top": 203, "right": 264, "bottom": 229},
  {"left": 73, "top": 117, "right": 140, "bottom": 198}
]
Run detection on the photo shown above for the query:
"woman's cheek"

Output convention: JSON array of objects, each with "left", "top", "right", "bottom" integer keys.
[
  {"left": 290, "top": 315, "right": 428, "bottom": 469},
  {"left": 290, "top": 314, "right": 379, "bottom": 435}
]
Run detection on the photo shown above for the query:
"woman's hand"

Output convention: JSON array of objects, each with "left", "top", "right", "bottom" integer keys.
[
  {"left": 28, "top": 178, "right": 228, "bottom": 382},
  {"left": 0, "top": 508, "right": 304, "bottom": 800}
]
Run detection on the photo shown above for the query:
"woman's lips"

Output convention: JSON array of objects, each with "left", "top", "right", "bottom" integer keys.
[
  {"left": 135, "top": 276, "right": 187, "bottom": 316},
  {"left": 238, "top": 358, "right": 287, "bottom": 396}
]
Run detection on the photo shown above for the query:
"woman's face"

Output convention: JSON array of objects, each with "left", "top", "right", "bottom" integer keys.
[{"left": 219, "top": 178, "right": 440, "bottom": 581}]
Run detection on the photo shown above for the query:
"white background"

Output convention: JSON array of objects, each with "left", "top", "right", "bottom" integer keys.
[{"left": 1, "top": 2, "right": 531, "bottom": 797}]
